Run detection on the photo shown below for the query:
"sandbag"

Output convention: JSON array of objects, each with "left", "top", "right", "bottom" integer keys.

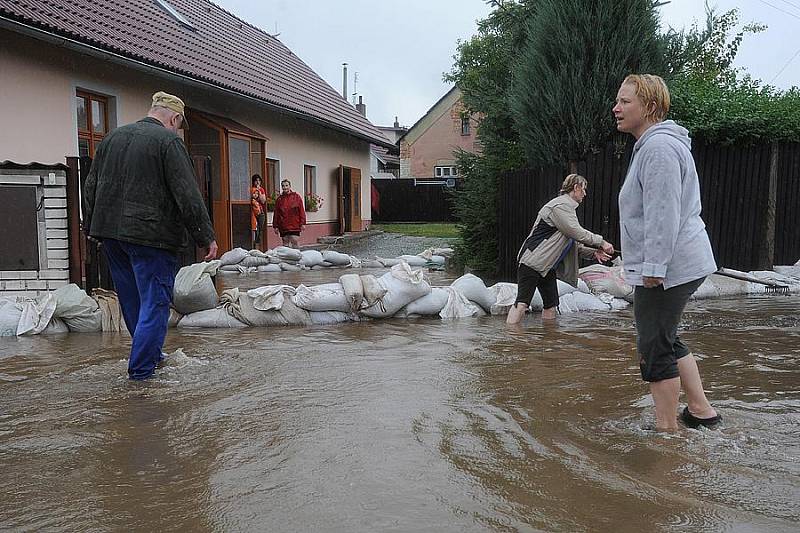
[
  {"left": 439, "top": 287, "right": 481, "bottom": 319},
  {"left": 488, "top": 282, "right": 518, "bottom": 315},
  {"left": 360, "top": 263, "right": 431, "bottom": 318},
  {"left": 219, "top": 264, "right": 245, "bottom": 272},
  {"left": 41, "top": 317, "right": 70, "bottom": 334},
  {"left": 178, "top": 307, "right": 248, "bottom": 328},
  {"left": 280, "top": 262, "right": 303, "bottom": 272},
  {"left": 247, "top": 285, "right": 296, "bottom": 311},
  {"left": 52, "top": 284, "right": 102, "bottom": 332},
  {"left": 360, "top": 274, "right": 388, "bottom": 307},
  {"left": 300, "top": 249, "right": 325, "bottom": 267},
  {"left": 708, "top": 274, "right": 749, "bottom": 297},
  {"left": 173, "top": 261, "right": 221, "bottom": 314},
  {"left": 293, "top": 283, "right": 352, "bottom": 312},
  {"left": 377, "top": 257, "right": 402, "bottom": 267},
  {"left": 339, "top": 274, "right": 364, "bottom": 312},
  {"left": 570, "top": 291, "right": 611, "bottom": 311},
  {"left": 168, "top": 308, "right": 183, "bottom": 328},
  {"left": 240, "top": 256, "right": 272, "bottom": 268},
  {"left": 398, "top": 255, "right": 428, "bottom": 267},
  {"left": 309, "top": 311, "right": 358, "bottom": 325},
  {"left": 219, "top": 247, "right": 249, "bottom": 266},
  {"left": 92, "top": 288, "right": 128, "bottom": 333},
  {"left": 257, "top": 264, "right": 282, "bottom": 273},
  {"left": 348, "top": 255, "right": 362, "bottom": 268},
  {"left": 610, "top": 298, "right": 630, "bottom": 310},
  {"left": 451, "top": 274, "right": 495, "bottom": 312},
  {"left": 221, "top": 288, "right": 311, "bottom": 327},
  {"left": 691, "top": 277, "right": 719, "bottom": 300},
  {"left": 579, "top": 264, "right": 634, "bottom": 302},
  {"left": 276, "top": 246, "right": 302, "bottom": 262},
  {"left": 398, "top": 287, "right": 450, "bottom": 317},
  {"left": 17, "top": 293, "right": 57, "bottom": 335},
  {"left": 0, "top": 298, "right": 22, "bottom": 337},
  {"left": 360, "top": 260, "right": 384, "bottom": 269},
  {"left": 322, "top": 250, "right": 351, "bottom": 266}
]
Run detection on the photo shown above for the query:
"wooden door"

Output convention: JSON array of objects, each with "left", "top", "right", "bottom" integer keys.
[
  {"left": 349, "top": 168, "right": 362, "bottom": 232},
  {"left": 337, "top": 165, "right": 345, "bottom": 235}
]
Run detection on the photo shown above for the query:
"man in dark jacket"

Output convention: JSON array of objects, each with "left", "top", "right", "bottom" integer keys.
[{"left": 83, "top": 91, "right": 217, "bottom": 380}]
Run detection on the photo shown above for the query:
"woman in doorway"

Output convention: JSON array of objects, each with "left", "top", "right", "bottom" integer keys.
[
  {"left": 250, "top": 174, "right": 267, "bottom": 250},
  {"left": 614, "top": 74, "right": 720, "bottom": 431},
  {"left": 507, "top": 173, "right": 614, "bottom": 324}
]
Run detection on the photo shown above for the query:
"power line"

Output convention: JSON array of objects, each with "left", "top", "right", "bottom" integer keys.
[
  {"left": 756, "top": 0, "right": 800, "bottom": 21},
  {"left": 775, "top": 0, "right": 800, "bottom": 14},
  {"left": 771, "top": 46, "right": 800, "bottom": 83}
]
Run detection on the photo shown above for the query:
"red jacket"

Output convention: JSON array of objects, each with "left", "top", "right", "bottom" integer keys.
[{"left": 273, "top": 191, "right": 306, "bottom": 232}]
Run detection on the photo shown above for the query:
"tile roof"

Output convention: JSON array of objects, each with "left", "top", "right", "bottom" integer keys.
[{"left": 0, "top": 0, "right": 390, "bottom": 146}]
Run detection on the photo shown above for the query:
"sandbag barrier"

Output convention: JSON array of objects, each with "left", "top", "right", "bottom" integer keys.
[{"left": 2, "top": 262, "right": 799, "bottom": 336}]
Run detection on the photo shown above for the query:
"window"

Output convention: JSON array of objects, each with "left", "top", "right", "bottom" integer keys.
[
  {"left": 461, "top": 116, "right": 471, "bottom": 136},
  {"left": 76, "top": 90, "right": 109, "bottom": 157},
  {"left": 434, "top": 166, "right": 459, "bottom": 178},
  {"left": 266, "top": 158, "right": 280, "bottom": 195},
  {"left": 154, "top": 0, "right": 195, "bottom": 29},
  {"left": 304, "top": 165, "right": 316, "bottom": 196}
]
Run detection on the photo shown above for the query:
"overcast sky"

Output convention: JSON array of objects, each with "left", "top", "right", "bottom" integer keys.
[{"left": 213, "top": 0, "right": 800, "bottom": 128}]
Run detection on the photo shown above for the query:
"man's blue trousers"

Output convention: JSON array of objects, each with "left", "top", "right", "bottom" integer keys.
[{"left": 102, "top": 239, "right": 178, "bottom": 380}]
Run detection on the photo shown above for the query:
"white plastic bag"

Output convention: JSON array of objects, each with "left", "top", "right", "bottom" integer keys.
[{"left": 173, "top": 261, "right": 221, "bottom": 314}]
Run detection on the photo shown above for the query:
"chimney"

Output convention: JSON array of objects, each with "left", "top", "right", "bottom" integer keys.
[
  {"left": 393, "top": 116, "right": 399, "bottom": 128},
  {"left": 342, "top": 63, "right": 348, "bottom": 99},
  {"left": 355, "top": 95, "right": 366, "bottom": 117}
]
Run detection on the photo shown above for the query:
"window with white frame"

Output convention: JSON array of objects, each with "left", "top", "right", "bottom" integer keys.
[{"left": 434, "top": 166, "right": 459, "bottom": 178}]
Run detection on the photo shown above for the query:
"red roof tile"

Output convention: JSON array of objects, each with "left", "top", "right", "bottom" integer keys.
[{"left": 0, "top": 0, "right": 389, "bottom": 146}]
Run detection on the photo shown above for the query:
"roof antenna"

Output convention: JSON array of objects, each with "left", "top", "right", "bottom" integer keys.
[
  {"left": 271, "top": 21, "right": 280, "bottom": 38},
  {"left": 351, "top": 72, "right": 359, "bottom": 105}
]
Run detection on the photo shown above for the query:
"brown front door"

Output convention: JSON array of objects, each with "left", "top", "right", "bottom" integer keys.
[
  {"left": 349, "top": 168, "right": 362, "bottom": 232},
  {"left": 337, "top": 165, "right": 345, "bottom": 235}
]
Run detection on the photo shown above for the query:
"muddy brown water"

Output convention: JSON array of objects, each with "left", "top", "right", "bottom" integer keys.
[{"left": 1, "top": 270, "right": 798, "bottom": 532}]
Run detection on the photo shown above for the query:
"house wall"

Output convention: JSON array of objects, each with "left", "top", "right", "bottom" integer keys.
[
  {"left": 400, "top": 98, "right": 480, "bottom": 179},
  {"left": 0, "top": 31, "right": 372, "bottom": 251}
]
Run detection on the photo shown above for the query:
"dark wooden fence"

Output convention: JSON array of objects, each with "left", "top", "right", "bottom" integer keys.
[
  {"left": 371, "top": 178, "right": 460, "bottom": 222},
  {"left": 497, "top": 139, "right": 800, "bottom": 281}
]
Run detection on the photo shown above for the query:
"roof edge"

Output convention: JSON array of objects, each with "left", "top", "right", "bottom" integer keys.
[
  {"left": 0, "top": 14, "right": 394, "bottom": 149},
  {"left": 400, "top": 86, "right": 461, "bottom": 145}
]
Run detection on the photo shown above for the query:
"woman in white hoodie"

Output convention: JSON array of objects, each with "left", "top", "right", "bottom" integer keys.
[{"left": 614, "top": 74, "right": 721, "bottom": 431}]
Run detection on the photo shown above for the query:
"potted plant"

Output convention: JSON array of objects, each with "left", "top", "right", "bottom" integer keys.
[
  {"left": 304, "top": 193, "right": 324, "bottom": 212},
  {"left": 265, "top": 191, "right": 278, "bottom": 212}
]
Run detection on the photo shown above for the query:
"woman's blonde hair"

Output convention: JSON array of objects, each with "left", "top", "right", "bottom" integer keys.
[
  {"left": 560, "top": 173, "right": 587, "bottom": 195},
  {"left": 622, "top": 74, "right": 670, "bottom": 122}
]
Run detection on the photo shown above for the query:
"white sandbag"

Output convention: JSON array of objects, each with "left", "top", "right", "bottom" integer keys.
[
  {"left": 300, "top": 249, "right": 325, "bottom": 267},
  {"left": 349, "top": 255, "right": 362, "bottom": 268},
  {"left": 610, "top": 298, "right": 630, "bottom": 310},
  {"left": 0, "top": 298, "right": 22, "bottom": 337},
  {"left": 556, "top": 279, "right": 580, "bottom": 296},
  {"left": 293, "top": 283, "right": 352, "bottom": 312},
  {"left": 17, "top": 293, "right": 57, "bottom": 335},
  {"left": 398, "top": 287, "right": 450, "bottom": 317},
  {"left": 276, "top": 246, "right": 302, "bottom": 262},
  {"left": 280, "top": 262, "right": 303, "bottom": 272},
  {"left": 360, "top": 259, "right": 384, "bottom": 269},
  {"left": 248, "top": 249, "right": 269, "bottom": 258},
  {"left": 432, "top": 247, "right": 454, "bottom": 257},
  {"left": 708, "top": 274, "right": 749, "bottom": 297},
  {"left": 451, "top": 274, "right": 495, "bottom": 312},
  {"left": 577, "top": 279, "right": 590, "bottom": 294},
  {"left": 774, "top": 266, "right": 800, "bottom": 279},
  {"left": 360, "top": 274, "right": 388, "bottom": 307},
  {"left": 570, "top": 291, "right": 611, "bottom": 311},
  {"left": 489, "top": 282, "right": 518, "bottom": 315},
  {"left": 360, "top": 263, "right": 431, "bottom": 318},
  {"left": 219, "top": 264, "right": 244, "bottom": 272},
  {"left": 257, "top": 264, "right": 282, "bottom": 273},
  {"left": 417, "top": 248, "right": 447, "bottom": 265},
  {"left": 168, "top": 308, "right": 183, "bottom": 328},
  {"left": 309, "top": 311, "right": 358, "bottom": 325},
  {"left": 579, "top": 264, "right": 634, "bottom": 301},
  {"left": 247, "top": 285, "right": 294, "bottom": 311},
  {"left": 322, "top": 250, "right": 352, "bottom": 266},
  {"left": 178, "top": 307, "right": 248, "bottom": 328},
  {"left": 439, "top": 287, "right": 482, "bottom": 319},
  {"left": 691, "top": 277, "right": 718, "bottom": 300},
  {"left": 398, "top": 255, "right": 428, "bottom": 267},
  {"left": 52, "top": 284, "right": 102, "bottom": 332},
  {"left": 240, "top": 256, "right": 272, "bottom": 268},
  {"left": 557, "top": 293, "right": 581, "bottom": 314},
  {"left": 377, "top": 257, "right": 402, "bottom": 267},
  {"left": 173, "top": 261, "right": 221, "bottom": 314},
  {"left": 221, "top": 289, "right": 310, "bottom": 327},
  {"left": 339, "top": 274, "right": 364, "bottom": 312},
  {"left": 219, "top": 247, "right": 249, "bottom": 266},
  {"left": 41, "top": 317, "right": 70, "bottom": 334}
]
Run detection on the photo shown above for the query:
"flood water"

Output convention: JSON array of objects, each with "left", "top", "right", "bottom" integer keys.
[{"left": 1, "top": 286, "right": 798, "bottom": 531}]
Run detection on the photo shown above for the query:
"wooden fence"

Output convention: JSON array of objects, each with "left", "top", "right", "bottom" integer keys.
[
  {"left": 497, "top": 139, "right": 800, "bottom": 281},
  {"left": 371, "top": 178, "right": 460, "bottom": 222}
]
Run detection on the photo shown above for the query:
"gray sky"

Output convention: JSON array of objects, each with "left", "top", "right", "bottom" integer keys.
[{"left": 213, "top": 0, "right": 800, "bottom": 128}]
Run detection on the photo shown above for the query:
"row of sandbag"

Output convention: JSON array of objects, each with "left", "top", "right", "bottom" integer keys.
[
  {"left": 213, "top": 246, "right": 453, "bottom": 274},
  {"left": 173, "top": 261, "right": 632, "bottom": 329},
  {"left": 578, "top": 263, "right": 800, "bottom": 302},
  {"left": 0, "top": 285, "right": 126, "bottom": 336}
]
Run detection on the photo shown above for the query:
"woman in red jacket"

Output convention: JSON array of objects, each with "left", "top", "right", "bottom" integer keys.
[{"left": 273, "top": 179, "right": 306, "bottom": 248}]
